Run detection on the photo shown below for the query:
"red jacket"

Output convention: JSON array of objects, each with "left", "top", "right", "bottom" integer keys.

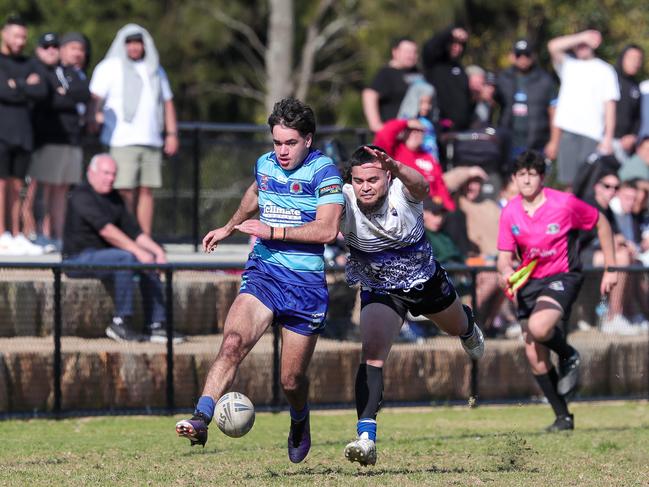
[{"left": 373, "top": 119, "right": 455, "bottom": 211}]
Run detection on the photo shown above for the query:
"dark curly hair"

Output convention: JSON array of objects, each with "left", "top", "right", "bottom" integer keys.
[
  {"left": 267, "top": 97, "right": 316, "bottom": 137},
  {"left": 512, "top": 149, "right": 546, "bottom": 176}
]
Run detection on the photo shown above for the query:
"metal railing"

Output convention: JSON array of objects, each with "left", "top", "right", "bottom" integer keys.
[
  {"left": 163, "top": 123, "right": 370, "bottom": 249},
  {"left": 1, "top": 262, "right": 648, "bottom": 418}
]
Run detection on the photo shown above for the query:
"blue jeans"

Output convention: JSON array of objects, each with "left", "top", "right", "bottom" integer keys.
[{"left": 64, "top": 248, "right": 165, "bottom": 325}]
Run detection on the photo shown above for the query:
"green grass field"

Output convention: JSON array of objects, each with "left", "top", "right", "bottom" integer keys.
[{"left": 1, "top": 401, "right": 648, "bottom": 486}]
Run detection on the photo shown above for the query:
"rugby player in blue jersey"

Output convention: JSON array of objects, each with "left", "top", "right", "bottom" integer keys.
[
  {"left": 339, "top": 145, "right": 485, "bottom": 466},
  {"left": 176, "top": 98, "right": 344, "bottom": 463}
]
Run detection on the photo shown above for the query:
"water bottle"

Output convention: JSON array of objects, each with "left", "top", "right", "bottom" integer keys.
[{"left": 595, "top": 295, "right": 609, "bottom": 322}]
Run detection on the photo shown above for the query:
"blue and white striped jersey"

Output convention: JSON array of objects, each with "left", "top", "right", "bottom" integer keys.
[
  {"left": 340, "top": 179, "right": 436, "bottom": 290},
  {"left": 247, "top": 149, "right": 344, "bottom": 287}
]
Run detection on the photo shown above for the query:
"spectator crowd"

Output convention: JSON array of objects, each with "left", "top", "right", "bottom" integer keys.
[
  {"left": 361, "top": 26, "right": 649, "bottom": 338},
  {"left": 1, "top": 13, "right": 649, "bottom": 339},
  {"left": 0, "top": 15, "right": 179, "bottom": 343},
  {"left": 0, "top": 16, "right": 177, "bottom": 258}
]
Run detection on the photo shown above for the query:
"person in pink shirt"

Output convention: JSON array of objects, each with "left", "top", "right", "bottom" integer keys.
[{"left": 497, "top": 150, "right": 617, "bottom": 432}]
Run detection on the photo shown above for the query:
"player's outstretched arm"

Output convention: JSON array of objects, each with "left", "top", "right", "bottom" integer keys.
[
  {"left": 363, "top": 145, "right": 429, "bottom": 201},
  {"left": 203, "top": 182, "right": 259, "bottom": 253},
  {"left": 595, "top": 212, "right": 618, "bottom": 295}
]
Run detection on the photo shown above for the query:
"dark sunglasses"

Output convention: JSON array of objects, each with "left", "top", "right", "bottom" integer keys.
[
  {"left": 599, "top": 182, "right": 620, "bottom": 191},
  {"left": 514, "top": 51, "right": 531, "bottom": 58},
  {"left": 41, "top": 43, "right": 59, "bottom": 49}
]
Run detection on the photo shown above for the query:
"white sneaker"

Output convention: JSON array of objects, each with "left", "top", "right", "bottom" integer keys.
[
  {"left": 505, "top": 322, "right": 523, "bottom": 340},
  {"left": 344, "top": 434, "right": 376, "bottom": 466},
  {"left": 0, "top": 232, "right": 17, "bottom": 255},
  {"left": 600, "top": 315, "right": 641, "bottom": 336},
  {"left": 11, "top": 233, "right": 44, "bottom": 256},
  {"left": 461, "top": 324, "right": 485, "bottom": 360}
]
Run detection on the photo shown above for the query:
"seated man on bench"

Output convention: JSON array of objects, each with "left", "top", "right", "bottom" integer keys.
[{"left": 62, "top": 153, "right": 183, "bottom": 343}]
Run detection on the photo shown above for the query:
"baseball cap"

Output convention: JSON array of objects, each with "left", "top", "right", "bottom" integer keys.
[
  {"left": 125, "top": 32, "right": 144, "bottom": 43},
  {"left": 60, "top": 32, "right": 87, "bottom": 48},
  {"left": 423, "top": 198, "right": 446, "bottom": 214},
  {"left": 513, "top": 39, "right": 533, "bottom": 56},
  {"left": 38, "top": 32, "right": 59, "bottom": 48}
]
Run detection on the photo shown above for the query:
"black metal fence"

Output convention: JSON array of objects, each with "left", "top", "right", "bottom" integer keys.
[
  {"left": 0, "top": 262, "right": 648, "bottom": 418},
  {"left": 131, "top": 123, "right": 370, "bottom": 247}
]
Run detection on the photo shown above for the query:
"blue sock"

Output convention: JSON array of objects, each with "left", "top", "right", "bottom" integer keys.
[
  {"left": 357, "top": 418, "right": 377, "bottom": 441},
  {"left": 290, "top": 404, "right": 309, "bottom": 422},
  {"left": 194, "top": 395, "right": 215, "bottom": 423}
]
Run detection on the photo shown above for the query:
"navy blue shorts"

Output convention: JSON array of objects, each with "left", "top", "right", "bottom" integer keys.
[
  {"left": 239, "top": 269, "right": 328, "bottom": 336},
  {"left": 360, "top": 260, "right": 457, "bottom": 319}
]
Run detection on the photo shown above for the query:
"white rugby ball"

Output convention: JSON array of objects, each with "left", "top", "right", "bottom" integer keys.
[{"left": 215, "top": 392, "right": 256, "bottom": 438}]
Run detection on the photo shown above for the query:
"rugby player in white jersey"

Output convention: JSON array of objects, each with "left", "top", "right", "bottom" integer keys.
[{"left": 339, "top": 145, "right": 485, "bottom": 466}]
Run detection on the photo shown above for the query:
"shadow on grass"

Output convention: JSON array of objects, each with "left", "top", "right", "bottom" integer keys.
[
  {"left": 257, "top": 464, "right": 469, "bottom": 478},
  {"left": 255, "top": 463, "right": 541, "bottom": 479}
]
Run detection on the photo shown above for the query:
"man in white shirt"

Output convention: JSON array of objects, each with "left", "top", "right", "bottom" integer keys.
[
  {"left": 548, "top": 30, "right": 620, "bottom": 187},
  {"left": 89, "top": 24, "right": 178, "bottom": 235}
]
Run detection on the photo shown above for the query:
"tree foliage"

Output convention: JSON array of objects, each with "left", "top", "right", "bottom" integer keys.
[{"left": 1, "top": 0, "right": 648, "bottom": 126}]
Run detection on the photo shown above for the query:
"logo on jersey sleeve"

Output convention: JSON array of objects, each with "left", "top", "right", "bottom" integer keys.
[
  {"left": 546, "top": 223, "right": 560, "bottom": 234},
  {"left": 260, "top": 175, "right": 269, "bottom": 191},
  {"left": 318, "top": 183, "right": 342, "bottom": 197},
  {"left": 511, "top": 224, "right": 520, "bottom": 236}
]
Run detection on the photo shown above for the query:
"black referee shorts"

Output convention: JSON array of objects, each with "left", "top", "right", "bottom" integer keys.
[{"left": 516, "top": 272, "right": 583, "bottom": 321}]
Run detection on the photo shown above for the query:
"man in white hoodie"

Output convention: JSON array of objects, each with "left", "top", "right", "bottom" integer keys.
[{"left": 89, "top": 24, "right": 178, "bottom": 236}]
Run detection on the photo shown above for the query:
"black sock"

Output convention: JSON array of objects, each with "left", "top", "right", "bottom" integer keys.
[
  {"left": 460, "top": 304, "right": 475, "bottom": 339},
  {"left": 535, "top": 368, "right": 569, "bottom": 418},
  {"left": 355, "top": 364, "right": 384, "bottom": 419},
  {"left": 540, "top": 327, "right": 574, "bottom": 361}
]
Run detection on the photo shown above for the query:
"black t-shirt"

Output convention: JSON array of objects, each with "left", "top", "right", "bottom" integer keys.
[
  {"left": 369, "top": 66, "right": 423, "bottom": 122},
  {"left": 62, "top": 182, "right": 141, "bottom": 257}
]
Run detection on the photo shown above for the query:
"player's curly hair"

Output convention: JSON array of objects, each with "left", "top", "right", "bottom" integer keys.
[
  {"left": 267, "top": 98, "right": 316, "bottom": 137},
  {"left": 512, "top": 149, "right": 546, "bottom": 175}
]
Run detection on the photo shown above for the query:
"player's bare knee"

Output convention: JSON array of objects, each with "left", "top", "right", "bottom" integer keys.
[
  {"left": 280, "top": 371, "right": 306, "bottom": 394},
  {"left": 217, "top": 332, "right": 246, "bottom": 364}
]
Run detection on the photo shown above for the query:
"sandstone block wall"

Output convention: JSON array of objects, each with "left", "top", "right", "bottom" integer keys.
[
  {"left": 1, "top": 334, "right": 646, "bottom": 414},
  {"left": 0, "top": 270, "right": 356, "bottom": 338}
]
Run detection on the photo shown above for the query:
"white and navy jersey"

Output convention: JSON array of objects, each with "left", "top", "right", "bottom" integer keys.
[
  {"left": 340, "top": 179, "right": 436, "bottom": 290},
  {"left": 248, "top": 149, "right": 344, "bottom": 287}
]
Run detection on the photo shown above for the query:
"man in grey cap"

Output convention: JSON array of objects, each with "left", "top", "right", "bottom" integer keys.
[
  {"left": 495, "top": 39, "right": 559, "bottom": 167},
  {"left": 60, "top": 32, "right": 89, "bottom": 72},
  {"left": 89, "top": 24, "right": 178, "bottom": 236}
]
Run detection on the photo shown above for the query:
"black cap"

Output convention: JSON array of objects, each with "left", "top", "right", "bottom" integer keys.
[
  {"left": 124, "top": 32, "right": 144, "bottom": 43},
  {"left": 513, "top": 39, "right": 533, "bottom": 56},
  {"left": 423, "top": 198, "right": 446, "bottom": 214},
  {"left": 38, "top": 32, "right": 59, "bottom": 48}
]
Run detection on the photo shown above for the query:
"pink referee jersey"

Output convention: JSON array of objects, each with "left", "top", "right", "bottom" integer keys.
[{"left": 497, "top": 188, "right": 599, "bottom": 279}]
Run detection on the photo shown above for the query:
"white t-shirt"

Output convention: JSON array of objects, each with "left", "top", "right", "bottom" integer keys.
[
  {"left": 90, "top": 57, "right": 173, "bottom": 147},
  {"left": 340, "top": 179, "right": 435, "bottom": 290},
  {"left": 554, "top": 56, "right": 619, "bottom": 140}
]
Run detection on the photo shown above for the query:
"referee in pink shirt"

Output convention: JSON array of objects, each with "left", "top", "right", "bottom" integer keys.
[{"left": 497, "top": 150, "right": 617, "bottom": 431}]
